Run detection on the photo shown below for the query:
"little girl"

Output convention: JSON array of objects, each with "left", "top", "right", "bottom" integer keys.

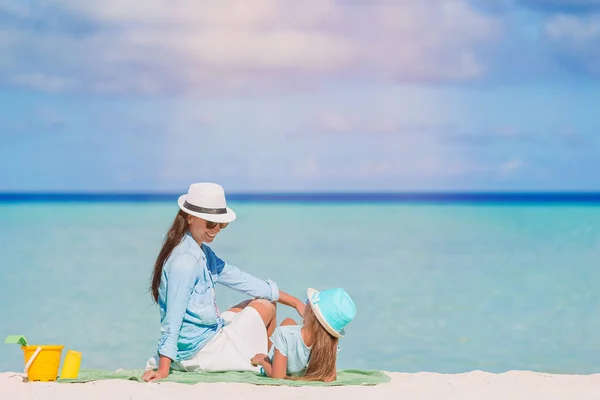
[{"left": 251, "top": 287, "right": 356, "bottom": 382}]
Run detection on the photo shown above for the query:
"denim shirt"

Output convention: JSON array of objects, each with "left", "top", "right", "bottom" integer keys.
[{"left": 156, "top": 232, "right": 279, "bottom": 361}]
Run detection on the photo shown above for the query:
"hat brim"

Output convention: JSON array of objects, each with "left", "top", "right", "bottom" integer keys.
[
  {"left": 178, "top": 195, "right": 237, "bottom": 224},
  {"left": 307, "top": 288, "right": 344, "bottom": 338}
]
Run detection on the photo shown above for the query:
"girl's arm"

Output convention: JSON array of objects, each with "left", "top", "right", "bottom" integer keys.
[
  {"left": 270, "top": 349, "right": 288, "bottom": 378},
  {"left": 251, "top": 350, "right": 287, "bottom": 379}
]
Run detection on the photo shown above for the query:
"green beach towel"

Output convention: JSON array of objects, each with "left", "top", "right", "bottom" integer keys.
[{"left": 58, "top": 369, "right": 390, "bottom": 386}]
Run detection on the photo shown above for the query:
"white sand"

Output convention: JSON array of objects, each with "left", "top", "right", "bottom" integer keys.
[{"left": 2, "top": 370, "right": 600, "bottom": 400}]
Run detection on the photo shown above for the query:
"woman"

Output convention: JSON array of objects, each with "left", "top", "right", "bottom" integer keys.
[{"left": 143, "top": 183, "right": 304, "bottom": 382}]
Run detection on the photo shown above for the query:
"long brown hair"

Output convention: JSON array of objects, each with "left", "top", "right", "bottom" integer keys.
[
  {"left": 290, "top": 305, "right": 339, "bottom": 382},
  {"left": 150, "top": 210, "right": 189, "bottom": 303}
]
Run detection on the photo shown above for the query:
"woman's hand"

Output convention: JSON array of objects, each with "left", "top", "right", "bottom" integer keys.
[
  {"left": 142, "top": 368, "right": 169, "bottom": 382},
  {"left": 143, "top": 356, "right": 172, "bottom": 382}
]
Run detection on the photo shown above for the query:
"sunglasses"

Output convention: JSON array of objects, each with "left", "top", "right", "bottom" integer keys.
[{"left": 205, "top": 220, "right": 229, "bottom": 230}]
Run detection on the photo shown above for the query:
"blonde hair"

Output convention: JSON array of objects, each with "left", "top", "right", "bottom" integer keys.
[{"left": 289, "top": 305, "right": 338, "bottom": 382}]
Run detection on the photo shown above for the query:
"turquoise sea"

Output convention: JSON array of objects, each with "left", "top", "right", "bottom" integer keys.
[{"left": 1, "top": 200, "right": 599, "bottom": 374}]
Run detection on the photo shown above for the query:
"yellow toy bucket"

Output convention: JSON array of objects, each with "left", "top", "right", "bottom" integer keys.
[{"left": 21, "top": 345, "right": 64, "bottom": 382}]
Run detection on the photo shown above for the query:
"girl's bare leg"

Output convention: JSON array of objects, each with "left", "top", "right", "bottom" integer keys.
[
  {"left": 226, "top": 299, "right": 277, "bottom": 351},
  {"left": 248, "top": 299, "right": 277, "bottom": 351},
  {"left": 227, "top": 299, "right": 252, "bottom": 313}
]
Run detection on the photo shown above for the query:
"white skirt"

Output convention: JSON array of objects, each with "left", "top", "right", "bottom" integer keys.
[{"left": 146, "top": 307, "right": 267, "bottom": 373}]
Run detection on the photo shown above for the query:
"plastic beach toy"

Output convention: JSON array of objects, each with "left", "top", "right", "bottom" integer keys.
[
  {"left": 5, "top": 334, "right": 82, "bottom": 382},
  {"left": 4, "top": 335, "right": 28, "bottom": 346},
  {"left": 21, "top": 345, "right": 65, "bottom": 381},
  {"left": 60, "top": 350, "right": 82, "bottom": 379}
]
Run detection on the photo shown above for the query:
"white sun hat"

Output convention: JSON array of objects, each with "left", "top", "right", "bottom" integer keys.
[{"left": 177, "top": 183, "right": 237, "bottom": 223}]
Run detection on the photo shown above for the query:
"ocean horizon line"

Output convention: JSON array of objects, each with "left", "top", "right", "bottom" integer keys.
[{"left": 2, "top": 191, "right": 600, "bottom": 204}]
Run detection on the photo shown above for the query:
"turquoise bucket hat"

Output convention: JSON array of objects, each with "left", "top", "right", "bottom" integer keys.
[{"left": 307, "top": 288, "right": 356, "bottom": 338}]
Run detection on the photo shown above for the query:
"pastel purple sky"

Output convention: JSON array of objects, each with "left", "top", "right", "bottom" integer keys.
[{"left": 1, "top": 0, "right": 599, "bottom": 192}]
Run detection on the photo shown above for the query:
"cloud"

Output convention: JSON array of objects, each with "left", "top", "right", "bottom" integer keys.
[
  {"left": 418, "top": 157, "right": 527, "bottom": 181},
  {"left": 0, "top": 0, "right": 500, "bottom": 95},
  {"left": 498, "top": 158, "right": 525, "bottom": 175},
  {"left": 34, "top": 106, "right": 68, "bottom": 131},
  {"left": 289, "top": 155, "right": 528, "bottom": 187},
  {"left": 311, "top": 112, "right": 402, "bottom": 134},
  {"left": 442, "top": 124, "right": 599, "bottom": 149},
  {"left": 309, "top": 112, "right": 459, "bottom": 137},
  {"left": 517, "top": 0, "right": 600, "bottom": 13},
  {"left": 475, "top": 0, "right": 600, "bottom": 14},
  {"left": 292, "top": 158, "right": 394, "bottom": 180},
  {"left": 2, "top": 105, "right": 69, "bottom": 134},
  {"left": 441, "top": 126, "right": 530, "bottom": 146},
  {"left": 312, "top": 113, "right": 358, "bottom": 134},
  {"left": 542, "top": 14, "right": 600, "bottom": 77},
  {"left": 463, "top": 0, "right": 600, "bottom": 80},
  {"left": 9, "top": 73, "right": 72, "bottom": 92}
]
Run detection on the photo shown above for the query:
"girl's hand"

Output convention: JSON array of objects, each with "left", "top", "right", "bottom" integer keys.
[
  {"left": 251, "top": 353, "right": 268, "bottom": 367},
  {"left": 142, "top": 369, "right": 169, "bottom": 382}
]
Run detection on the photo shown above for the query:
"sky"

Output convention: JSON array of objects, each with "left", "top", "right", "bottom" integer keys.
[{"left": 1, "top": 0, "right": 599, "bottom": 192}]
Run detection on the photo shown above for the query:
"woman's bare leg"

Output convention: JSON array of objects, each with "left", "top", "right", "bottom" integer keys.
[{"left": 281, "top": 318, "right": 297, "bottom": 326}]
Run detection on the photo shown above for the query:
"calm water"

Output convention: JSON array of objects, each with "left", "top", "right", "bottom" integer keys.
[{"left": 1, "top": 202, "right": 599, "bottom": 374}]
